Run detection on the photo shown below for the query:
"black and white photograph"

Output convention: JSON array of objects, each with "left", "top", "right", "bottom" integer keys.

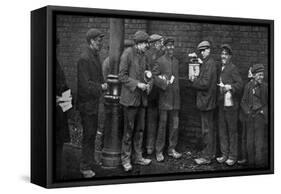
[{"left": 30, "top": 5, "right": 274, "bottom": 188}]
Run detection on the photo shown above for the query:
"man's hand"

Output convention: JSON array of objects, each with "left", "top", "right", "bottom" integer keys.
[
  {"left": 137, "top": 82, "right": 148, "bottom": 91},
  {"left": 224, "top": 84, "right": 232, "bottom": 91},
  {"left": 101, "top": 83, "right": 108, "bottom": 90}
]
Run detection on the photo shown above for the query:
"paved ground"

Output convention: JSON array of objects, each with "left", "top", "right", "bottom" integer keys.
[{"left": 60, "top": 135, "right": 249, "bottom": 181}]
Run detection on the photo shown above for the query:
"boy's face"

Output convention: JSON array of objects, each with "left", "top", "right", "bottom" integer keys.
[
  {"left": 200, "top": 48, "right": 210, "bottom": 59},
  {"left": 136, "top": 42, "right": 149, "bottom": 52},
  {"left": 221, "top": 49, "right": 231, "bottom": 65},
  {"left": 90, "top": 36, "right": 103, "bottom": 51},
  {"left": 154, "top": 40, "right": 163, "bottom": 51},
  {"left": 165, "top": 42, "right": 175, "bottom": 56},
  {"left": 253, "top": 72, "right": 264, "bottom": 84}
]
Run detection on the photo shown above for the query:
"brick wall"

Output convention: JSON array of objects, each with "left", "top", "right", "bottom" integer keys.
[{"left": 56, "top": 15, "right": 268, "bottom": 140}]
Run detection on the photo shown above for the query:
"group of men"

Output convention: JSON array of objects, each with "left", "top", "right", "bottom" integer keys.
[{"left": 74, "top": 27, "right": 268, "bottom": 178}]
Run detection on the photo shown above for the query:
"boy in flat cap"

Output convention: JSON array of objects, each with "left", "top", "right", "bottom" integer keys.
[
  {"left": 145, "top": 34, "right": 165, "bottom": 155},
  {"left": 119, "top": 31, "right": 152, "bottom": 172},
  {"left": 241, "top": 64, "right": 268, "bottom": 168},
  {"left": 190, "top": 41, "right": 217, "bottom": 165},
  {"left": 77, "top": 28, "right": 108, "bottom": 178},
  {"left": 153, "top": 38, "right": 182, "bottom": 162},
  {"left": 216, "top": 44, "right": 243, "bottom": 166}
]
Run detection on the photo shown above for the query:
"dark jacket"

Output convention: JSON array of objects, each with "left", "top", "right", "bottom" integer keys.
[
  {"left": 217, "top": 61, "right": 243, "bottom": 110},
  {"left": 192, "top": 56, "right": 217, "bottom": 111},
  {"left": 153, "top": 54, "right": 180, "bottom": 110},
  {"left": 56, "top": 59, "right": 70, "bottom": 144},
  {"left": 240, "top": 80, "right": 268, "bottom": 124},
  {"left": 146, "top": 47, "right": 164, "bottom": 106},
  {"left": 77, "top": 46, "right": 104, "bottom": 115},
  {"left": 119, "top": 47, "right": 151, "bottom": 107}
]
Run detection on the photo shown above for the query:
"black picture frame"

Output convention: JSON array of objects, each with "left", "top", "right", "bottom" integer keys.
[{"left": 31, "top": 5, "right": 274, "bottom": 188}]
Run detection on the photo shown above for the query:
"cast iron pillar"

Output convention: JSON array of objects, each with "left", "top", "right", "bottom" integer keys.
[{"left": 102, "top": 18, "right": 124, "bottom": 168}]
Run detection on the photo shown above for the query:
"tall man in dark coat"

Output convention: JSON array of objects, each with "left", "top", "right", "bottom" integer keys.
[
  {"left": 119, "top": 31, "right": 152, "bottom": 172},
  {"left": 55, "top": 60, "right": 71, "bottom": 180},
  {"left": 190, "top": 41, "right": 217, "bottom": 165},
  {"left": 240, "top": 64, "right": 268, "bottom": 168},
  {"left": 77, "top": 28, "right": 108, "bottom": 178},
  {"left": 145, "top": 34, "right": 164, "bottom": 155},
  {"left": 216, "top": 44, "right": 243, "bottom": 166},
  {"left": 153, "top": 38, "right": 182, "bottom": 162},
  {"left": 55, "top": 37, "right": 71, "bottom": 180}
]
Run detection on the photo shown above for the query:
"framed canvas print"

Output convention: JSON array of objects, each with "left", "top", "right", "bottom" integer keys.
[{"left": 31, "top": 5, "right": 274, "bottom": 188}]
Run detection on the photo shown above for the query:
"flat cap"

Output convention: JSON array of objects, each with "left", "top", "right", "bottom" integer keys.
[
  {"left": 124, "top": 39, "right": 134, "bottom": 47},
  {"left": 149, "top": 34, "right": 163, "bottom": 43},
  {"left": 251, "top": 64, "right": 265, "bottom": 74},
  {"left": 133, "top": 31, "right": 149, "bottom": 43},
  {"left": 221, "top": 44, "right": 233, "bottom": 55},
  {"left": 163, "top": 37, "right": 175, "bottom": 45},
  {"left": 197, "top": 41, "right": 210, "bottom": 50},
  {"left": 86, "top": 28, "right": 104, "bottom": 43}
]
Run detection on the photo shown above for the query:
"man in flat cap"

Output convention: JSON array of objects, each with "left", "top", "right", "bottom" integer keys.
[
  {"left": 153, "top": 38, "right": 182, "bottom": 162},
  {"left": 190, "top": 41, "right": 217, "bottom": 165},
  {"left": 216, "top": 44, "right": 243, "bottom": 166},
  {"left": 119, "top": 31, "right": 152, "bottom": 172},
  {"left": 77, "top": 28, "right": 108, "bottom": 178},
  {"left": 94, "top": 39, "right": 135, "bottom": 164},
  {"left": 241, "top": 64, "right": 268, "bottom": 168},
  {"left": 145, "top": 34, "right": 165, "bottom": 155}
]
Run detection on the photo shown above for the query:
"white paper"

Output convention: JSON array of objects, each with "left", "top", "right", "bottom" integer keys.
[
  {"left": 189, "top": 63, "right": 200, "bottom": 81},
  {"left": 58, "top": 89, "right": 72, "bottom": 112},
  {"left": 59, "top": 101, "right": 73, "bottom": 112}
]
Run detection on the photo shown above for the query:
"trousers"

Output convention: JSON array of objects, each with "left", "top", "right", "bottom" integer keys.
[
  {"left": 146, "top": 106, "right": 158, "bottom": 151},
  {"left": 246, "top": 113, "right": 268, "bottom": 168},
  {"left": 200, "top": 110, "right": 216, "bottom": 159},
  {"left": 80, "top": 113, "right": 98, "bottom": 170},
  {"left": 155, "top": 110, "right": 179, "bottom": 154},
  {"left": 218, "top": 106, "right": 238, "bottom": 160},
  {"left": 121, "top": 106, "right": 145, "bottom": 165}
]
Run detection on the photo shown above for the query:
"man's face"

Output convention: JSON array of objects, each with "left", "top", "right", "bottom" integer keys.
[
  {"left": 165, "top": 42, "right": 175, "bottom": 56},
  {"left": 200, "top": 48, "right": 210, "bottom": 59},
  {"left": 253, "top": 72, "right": 264, "bottom": 84},
  {"left": 136, "top": 42, "right": 149, "bottom": 53},
  {"left": 221, "top": 49, "right": 231, "bottom": 65},
  {"left": 90, "top": 36, "right": 103, "bottom": 51},
  {"left": 154, "top": 40, "right": 163, "bottom": 51}
]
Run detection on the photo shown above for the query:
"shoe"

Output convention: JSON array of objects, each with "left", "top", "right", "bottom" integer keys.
[
  {"left": 147, "top": 148, "right": 153, "bottom": 155},
  {"left": 216, "top": 155, "right": 227, "bottom": 163},
  {"left": 134, "top": 157, "right": 152, "bottom": 165},
  {"left": 156, "top": 153, "right": 164, "bottom": 162},
  {"left": 122, "top": 163, "right": 133, "bottom": 172},
  {"left": 225, "top": 159, "right": 236, "bottom": 166},
  {"left": 168, "top": 149, "right": 182, "bottom": 159},
  {"left": 194, "top": 157, "right": 211, "bottom": 165},
  {"left": 237, "top": 159, "right": 247, "bottom": 165},
  {"left": 80, "top": 170, "right": 96, "bottom": 178}
]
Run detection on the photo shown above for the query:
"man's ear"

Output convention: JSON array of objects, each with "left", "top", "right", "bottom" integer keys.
[{"left": 90, "top": 38, "right": 95, "bottom": 45}]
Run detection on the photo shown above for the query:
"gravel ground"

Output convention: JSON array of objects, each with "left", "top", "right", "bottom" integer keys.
[{"left": 60, "top": 135, "right": 249, "bottom": 181}]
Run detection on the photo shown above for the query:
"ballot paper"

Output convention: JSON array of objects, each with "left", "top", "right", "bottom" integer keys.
[{"left": 58, "top": 89, "right": 72, "bottom": 112}]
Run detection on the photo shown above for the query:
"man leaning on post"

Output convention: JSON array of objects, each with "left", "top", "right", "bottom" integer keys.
[
  {"left": 77, "top": 28, "right": 108, "bottom": 178},
  {"left": 190, "top": 41, "right": 217, "bottom": 165},
  {"left": 119, "top": 31, "right": 152, "bottom": 172}
]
